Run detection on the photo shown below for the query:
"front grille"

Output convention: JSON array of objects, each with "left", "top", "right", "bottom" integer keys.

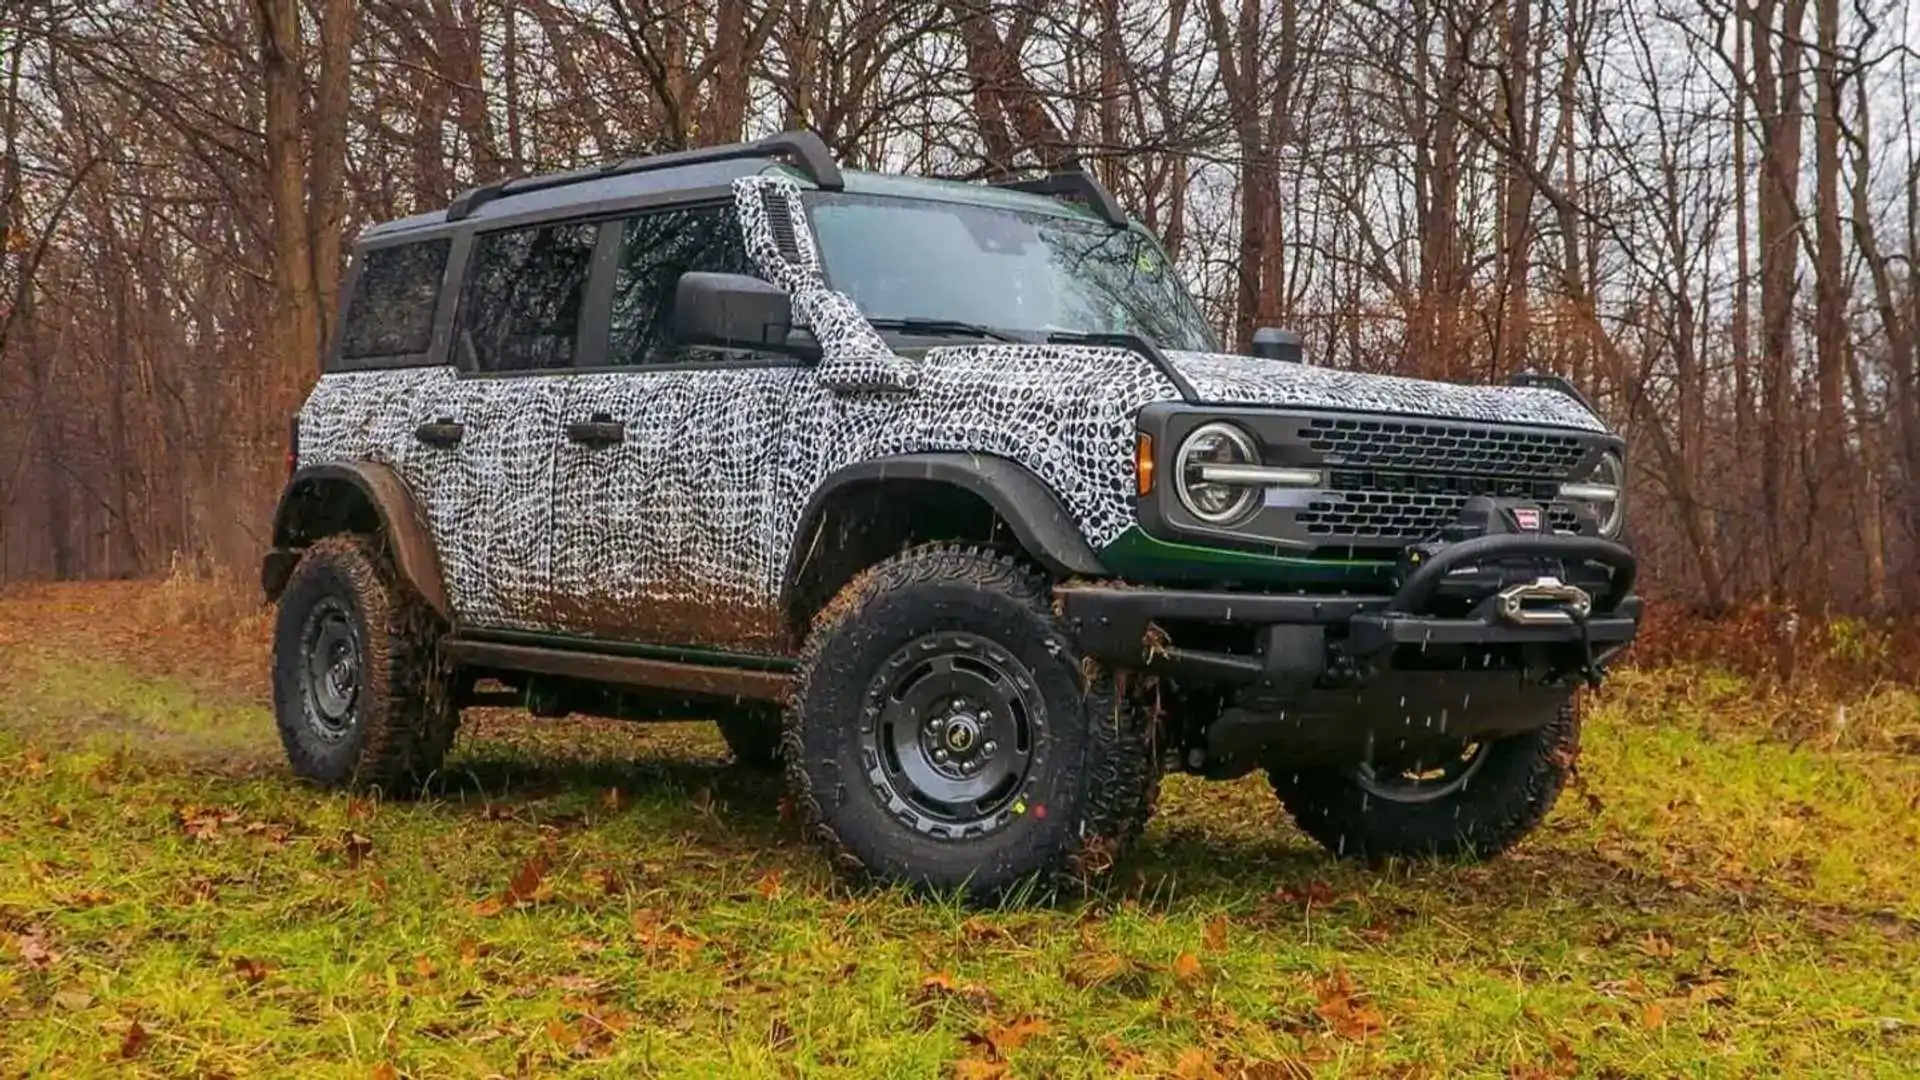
[
  {"left": 1304, "top": 416, "right": 1587, "bottom": 478},
  {"left": 1297, "top": 489, "right": 1585, "bottom": 539}
]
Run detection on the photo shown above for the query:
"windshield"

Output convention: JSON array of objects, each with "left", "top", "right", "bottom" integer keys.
[{"left": 803, "top": 192, "right": 1217, "bottom": 351}]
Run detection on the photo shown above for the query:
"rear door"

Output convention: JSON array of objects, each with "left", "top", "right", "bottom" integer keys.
[
  {"left": 433, "top": 217, "right": 600, "bottom": 630},
  {"left": 548, "top": 201, "right": 804, "bottom": 653}
]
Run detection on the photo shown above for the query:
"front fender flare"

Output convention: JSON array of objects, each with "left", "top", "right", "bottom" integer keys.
[
  {"left": 786, "top": 453, "right": 1110, "bottom": 588},
  {"left": 263, "top": 461, "right": 451, "bottom": 622}
]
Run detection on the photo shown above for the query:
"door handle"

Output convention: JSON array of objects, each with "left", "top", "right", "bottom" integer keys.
[
  {"left": 567, "top": 414, "right": 624, "bottom": 448},
  {"left": 415, "top": 419, "right": 464, "bottom": 447}
]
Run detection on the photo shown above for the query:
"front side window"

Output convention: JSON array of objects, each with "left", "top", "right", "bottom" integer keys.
[
  {"left": 339, "top": 238, "right": 450, "bottom": 359},
  {"left": 455, "top": 221, "right": 597, "bottom": 373},
  {"left": 606, "top": 203, "right": 753, "bottom": 365},
  {"left": 802, "top": 193, "right": 1216, "bottom": 352}
]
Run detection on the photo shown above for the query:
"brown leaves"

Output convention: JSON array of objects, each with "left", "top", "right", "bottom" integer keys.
[
  {"left": 629, "top": 908, "right": 705, "bottom": 962},
  {"left": 341, "top": 831, "right": 375, "bottom": 868},
  {"left": 753, "top": 869, "right": 784, "bottom": 901},
  {"left": 917, "top": 971, "right": 997, "bottom": 1012},
  {"left": 11, "top": 928, "right": 60, "bottom": 969},
  {"left": 118, "top": 1019, "right": 151, "bottom": 1059},
  {"left": 1311, "top": 969, "right": 1386, "bottom": 1042},
  {"left": 1171, "top": 951, "right": 1205, "bottom": 983},
  {"left": 230, "top": 956, "right": 271, "bottom": 985},
  {"left": 474, "top": 850, "right": 552, "bottom": 915},
  {"left": 176, "top": 804, "right": 242, "bottom": 841},
  {"left": 1202, "top": 914, "right": 1230, "bottom": 951},
  {"left": 957, "top": 1016, "right": 1054, "bottom": 1076}
]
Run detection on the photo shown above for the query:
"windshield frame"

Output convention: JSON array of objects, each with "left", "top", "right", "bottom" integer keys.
[{"left": 798, "top": 189, "right": 1219, "bottom": 353}]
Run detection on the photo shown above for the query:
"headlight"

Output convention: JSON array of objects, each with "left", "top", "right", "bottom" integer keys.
[
  {"left": 1560, "top": 450, "right": 1625, "bottom": 537},
  {"left": 1174, "top": 423, "right": 1261, "bottom": 525}
]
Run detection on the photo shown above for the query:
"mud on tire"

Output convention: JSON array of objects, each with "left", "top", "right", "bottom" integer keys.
[
  {"left": 1269, "top": 696, "right": 1579, "bottom": 861},
  {"left": 271, "top": 533, "right": 458, "bottom": 795},
  {"left": 782, "top": 544, "right": 1159, "bottom": 901}
]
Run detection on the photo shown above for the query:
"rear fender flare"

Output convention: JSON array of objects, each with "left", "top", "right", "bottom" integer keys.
[{"left": 264, "top": 462, "right": 451, "bottom": 621}]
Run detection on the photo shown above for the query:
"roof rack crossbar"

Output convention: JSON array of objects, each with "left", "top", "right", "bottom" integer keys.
[
  {"left": 990, "top": 170, "right": 1128, "bottom": 228},
  {"left": 446, "top": 130, "right": 844, "bottom": 222}
]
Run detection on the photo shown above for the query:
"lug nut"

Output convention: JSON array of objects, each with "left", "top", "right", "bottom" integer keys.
[
  {"left": 982, "top": 740, "right": 998, "bottom": 755},
  {"left": 932, "top": 748, "right": 949, "bottom": 763}
]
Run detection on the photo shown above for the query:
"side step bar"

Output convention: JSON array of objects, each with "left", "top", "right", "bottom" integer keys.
[{"left": 440, "top": 639, "right": 791, "bottom": 703}]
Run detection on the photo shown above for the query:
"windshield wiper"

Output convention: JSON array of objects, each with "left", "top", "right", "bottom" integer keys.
[{"left": 868, "top": 317, "right": 1022, "bottom": 343}]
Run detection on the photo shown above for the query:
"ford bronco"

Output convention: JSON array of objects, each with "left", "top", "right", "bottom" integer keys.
[{"left": 263, "top": 131, "right": 1640, "bottom": 898}]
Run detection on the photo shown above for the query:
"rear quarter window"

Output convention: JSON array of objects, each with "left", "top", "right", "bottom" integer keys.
[{"left": 338, "top": 238, "right": 452, "bottom": 360}]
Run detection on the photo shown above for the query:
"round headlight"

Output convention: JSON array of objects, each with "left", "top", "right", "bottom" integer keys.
[
  {"left": 1174, "top": 423, "right": 1261, "bottom": 526},
  {"left": 1570, "top": 451, "right": 1625, "bottom": 537}
]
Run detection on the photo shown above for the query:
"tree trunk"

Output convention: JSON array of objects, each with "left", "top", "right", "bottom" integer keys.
[{"left": 253, "top": 0, "right": 324, "bottom": 399}]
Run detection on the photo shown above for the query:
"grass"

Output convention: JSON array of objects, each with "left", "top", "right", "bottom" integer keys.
[{"left": 1, "top": 581, "right": 1918, "bottom": 1077}]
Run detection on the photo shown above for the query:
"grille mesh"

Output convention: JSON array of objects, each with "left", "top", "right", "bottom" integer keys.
[
  {"left": 1298, "top": 492, "right": 1585, "bottom": 539},
  {"left": 1305, "top": 416, "right": 1586, "bottom": 478}
]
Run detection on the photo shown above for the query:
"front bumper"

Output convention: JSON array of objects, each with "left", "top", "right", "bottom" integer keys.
[{"left": 1058, "top": 533, "right": 1640, "bottom": 686}]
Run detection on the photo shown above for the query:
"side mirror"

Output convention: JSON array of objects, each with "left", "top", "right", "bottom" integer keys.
[
  {"left": 673, "top": 272, "right": 794, "bottom": 350},
  {"left": 1250, "top": 327, "right": 1303, "bottom": 363}
]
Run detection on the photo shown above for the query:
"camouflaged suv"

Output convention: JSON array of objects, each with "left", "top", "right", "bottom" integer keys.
[{"left": 263, "top": 132, "right": 1641, "bottom": 898}]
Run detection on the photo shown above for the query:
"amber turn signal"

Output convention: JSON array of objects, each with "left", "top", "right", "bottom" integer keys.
[{"left": 1135, "top": 433, "right": 1155, "bottom": 496}]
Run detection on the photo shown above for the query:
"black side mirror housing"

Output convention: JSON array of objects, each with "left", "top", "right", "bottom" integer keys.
[
  {"left": 673, "top": 272, "right": 795, "bottom": 350},
  {"left": 1251, "top": 327, "right": 1303, "bottom": 363}
]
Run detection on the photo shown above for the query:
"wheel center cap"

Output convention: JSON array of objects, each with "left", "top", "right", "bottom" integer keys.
[{"left": 943, "top": 715, "right": 980, "bottom": 752}]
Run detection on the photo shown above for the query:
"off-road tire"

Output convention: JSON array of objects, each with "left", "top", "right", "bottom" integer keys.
[
  {"left": 271, "top": 533, "right": 458, "bottom": 795},
  {"left": 783, "top": 544, "right": 1159, "bottom": 901},
  {"left": 1269, "top": 697, "right": 1579, "bottom": 861},
  {"left": 715, "top": 706, "right": 785, "bottom": 771}
]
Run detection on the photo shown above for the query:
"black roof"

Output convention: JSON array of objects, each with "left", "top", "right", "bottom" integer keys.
[{"left": 357, "top": 131, "right": 1130, "bottom": 243}]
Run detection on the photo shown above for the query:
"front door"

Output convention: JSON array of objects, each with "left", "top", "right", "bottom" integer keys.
[{"left": 548, "top": 200, "right": 803, "bottom": 653}]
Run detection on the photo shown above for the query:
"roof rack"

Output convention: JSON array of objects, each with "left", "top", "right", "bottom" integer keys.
[
  {"left": 990, "top": 169, "right": 1128, "bottom": 228},
  {"left": 1508, "top": 371, "right": 1598, "bottom": 414},
  {"left": 446, "top": 130, "right": 845, "bottom": 223}
]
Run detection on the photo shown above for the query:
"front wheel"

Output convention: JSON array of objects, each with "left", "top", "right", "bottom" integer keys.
[
  {"left": 1269, "top": 696, "right": 1580, "bottom": 860},
  {"left": 783, "top": 544, "right": 1159, "bottom": 901}
]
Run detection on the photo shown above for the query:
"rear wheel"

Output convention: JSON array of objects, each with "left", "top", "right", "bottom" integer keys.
[
  {"left": 783, "top": 544, "right": 1158, "bottom": 900},
  {"left": 1269, "top": 696, "right": 1579, "bottom": 860},
  {"left": 271, "top": 534, "right": 458, "bottom": 795}
]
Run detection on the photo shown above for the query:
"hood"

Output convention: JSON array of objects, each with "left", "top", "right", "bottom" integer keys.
[{"left": 1160, "top": 350, "right": 1608, "bottom": 432}]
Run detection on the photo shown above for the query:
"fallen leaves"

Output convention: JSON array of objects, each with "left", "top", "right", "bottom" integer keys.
[
  {"left": 118, "top": 1019, "right": 151, "bottom": 1059},
  {"left": 176, "top": 804, "right": 242, "bottom": 841},
  {"left": 956, "top": 1016, "right": 1054, "bottom": 1076},
  {"left": 341, "top": 831, "right": 375, "bottom": 868},
  {"left": 474, "top": 850, "right": 552, "bottom": 915},
  {"left": 1311, "top": 969, "right": 1386, "bottom": 1042},
  {"left": 629, "top": 908, "right": 705, "bottom": 962},
  {"left": 1171, "top": 950, "right": 1205, "bottom": 984},
  {"left": 11, "top": 928, "right": 60, "bottom": 969},
  {"left": 917, "top": 971, "right": 997, "bottom": 1012},
  {"left": 230, "top": 956, "right": 271, "bottom": 985},
  {"left": 1202, "top": 914, "right": 1230, "bottom": 951}
]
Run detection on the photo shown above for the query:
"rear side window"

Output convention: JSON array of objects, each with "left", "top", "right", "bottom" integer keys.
[
  {"left": 455, "top": 221, "right": 598, "bottom": 373},
  {"left": 338, "top": 239, "right": 450, "bottom": 359},
  {"left": 606, "top": 204, "right": 753, "bottom": 365}
]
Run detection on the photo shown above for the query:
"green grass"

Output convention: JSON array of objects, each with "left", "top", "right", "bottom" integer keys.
[{"left": 2, "top": 640, "right": 1918, "bottom": 1076}]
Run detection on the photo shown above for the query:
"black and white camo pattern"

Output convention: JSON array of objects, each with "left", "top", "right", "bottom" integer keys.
[
  {"left": 297, "top": 170, "right": 1608, "bottom": 646},
  {"left": 1161, "top": 352, "right": 1606, "bottom": 431}
]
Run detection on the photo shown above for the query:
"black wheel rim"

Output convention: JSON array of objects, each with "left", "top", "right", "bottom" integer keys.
[
  {"left": 1353, "top": 741, "right": 1489, "bottom": 804},
  {"left": 300, "top": 598, "right": 362, "bottom": 741},
  {"left": 859, "top": 632, "right": 1046, "bottom": 838}
]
